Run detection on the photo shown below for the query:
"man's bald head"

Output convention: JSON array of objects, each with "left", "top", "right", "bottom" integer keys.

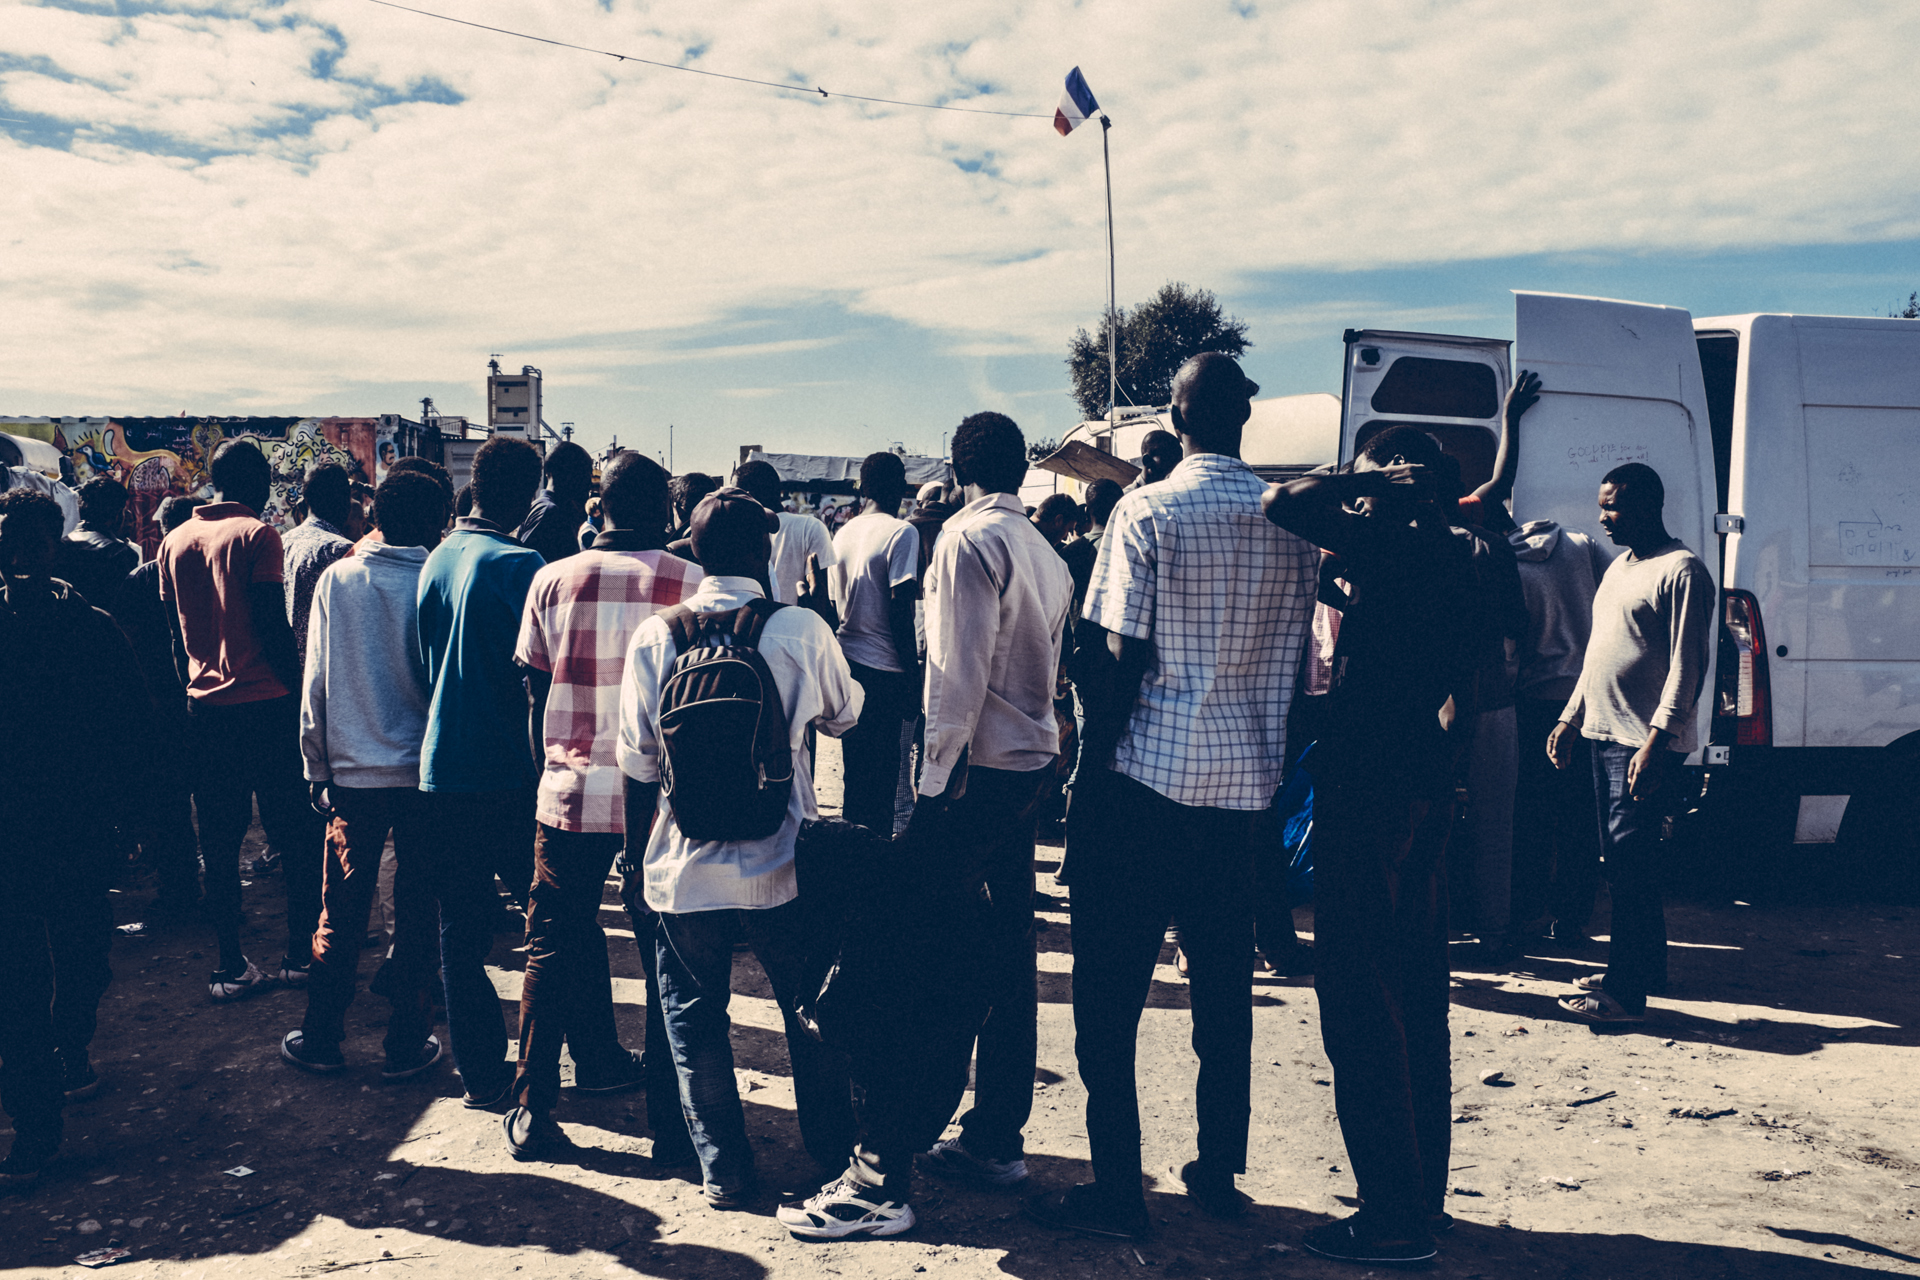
[{"left": 1169, "top": 352, "right": 1259, "bottom": 457}]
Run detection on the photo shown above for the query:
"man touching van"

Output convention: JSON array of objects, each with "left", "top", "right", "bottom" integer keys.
[{"left": 1548, "top": 462, "right": 1713, "bottom": 1026}]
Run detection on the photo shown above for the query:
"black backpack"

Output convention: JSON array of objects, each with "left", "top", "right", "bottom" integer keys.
[{"left": 657, "top": 600, "right": 794, "bottom": 843}]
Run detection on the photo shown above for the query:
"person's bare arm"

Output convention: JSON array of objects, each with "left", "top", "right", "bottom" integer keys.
[
  {"left": 1468, "top": 369, "right": 1543, "bottom": 512},
  {"left": 525, "top": 665, "right": 552, "bottom": 769},
  {"left": 1262, "top": 470, "right": 1410, "bottom": 556}
]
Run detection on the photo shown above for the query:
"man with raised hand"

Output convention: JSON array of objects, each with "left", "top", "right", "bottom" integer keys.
[
  {"left": 1026, "top": 354, "right": 1316, "bottom": 1240},
  {"left": 828, "top": 452, "right": 921, "bottom": 835},
  {"left": 281, "top": 472, "right": 447, "bottom": 1083},
  {"left": 1550, "top": 462, "right": 1713, "bottom": 1026},
  {"left": 618, "top": 489, "right": 861, "bottom": 1211},
  {"left": 779, "top": 413, "right": 1072, "bottom": 1240},
  {"left": 503, "top": 452, "right": 702, "bottom": 1160},
  {"left": 158, "top": 439, "right": 313, "bottom": 1002},
  {"left": 415, "top": 436, "right": 547, "bottom": 1109},
  {"left": 1262, "top": 425, "right": 1480, "bottom": 1265}
]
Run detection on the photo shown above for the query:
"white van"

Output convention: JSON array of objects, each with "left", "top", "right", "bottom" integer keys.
[{"left": 1339, "top": 294, "right": 1920, "bottom": 887}]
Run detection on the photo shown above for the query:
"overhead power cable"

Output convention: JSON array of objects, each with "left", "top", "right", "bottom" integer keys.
[{"left": 359, "top": 0, "right": 1056, "bottom": 119}]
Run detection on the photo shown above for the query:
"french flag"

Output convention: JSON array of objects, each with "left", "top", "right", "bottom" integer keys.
[{"left": 1053, "top": 66, "right": 1099, "bottom": 136}]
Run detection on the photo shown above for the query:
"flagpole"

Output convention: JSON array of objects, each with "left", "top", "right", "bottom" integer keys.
[{"left": 1101, "top": 113, "right": 1116, "bottom": 437}]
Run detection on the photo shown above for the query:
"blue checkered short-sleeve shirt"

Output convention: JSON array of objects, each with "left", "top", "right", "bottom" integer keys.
[{"left": 1083, "top": 453, "right": 1317, "bottom": 810}]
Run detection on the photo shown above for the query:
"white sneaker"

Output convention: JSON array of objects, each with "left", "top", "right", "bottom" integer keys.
[
  {"left": 209, "top": 959, "right": 273, "bottom": 1003},
  {"left": 922, "top": 1136, "right": 1029, "bottom": 1187},
  {"left": 776, "top": 1175, "right": 915, "bottom": 1240}
]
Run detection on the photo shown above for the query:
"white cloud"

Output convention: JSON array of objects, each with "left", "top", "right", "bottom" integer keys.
[{"left": 3, "top": 0, "right": 1919, "bottom": 413}]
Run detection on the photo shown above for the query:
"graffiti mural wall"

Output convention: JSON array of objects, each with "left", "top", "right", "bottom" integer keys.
[{"left": 0, "top": 416, "right": 437, "bottom": 560}]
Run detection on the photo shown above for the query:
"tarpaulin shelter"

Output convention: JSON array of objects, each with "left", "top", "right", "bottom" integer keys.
[{"left": 746, "top": 450, "right": 953, "bottom": 496}]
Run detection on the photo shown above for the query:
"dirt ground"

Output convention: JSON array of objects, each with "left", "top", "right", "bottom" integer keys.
[{"left": 5, "top": 736, "right": 1919, "bottom": 1279}]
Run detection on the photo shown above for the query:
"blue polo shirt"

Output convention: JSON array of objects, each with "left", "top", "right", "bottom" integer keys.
[{"left": 417, "top": 519, "right": 544, "bottom": 793}]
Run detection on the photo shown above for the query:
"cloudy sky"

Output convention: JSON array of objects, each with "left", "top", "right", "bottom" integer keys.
[{"left": 5, "top": 0, "right": 1919, "bottom": 475}]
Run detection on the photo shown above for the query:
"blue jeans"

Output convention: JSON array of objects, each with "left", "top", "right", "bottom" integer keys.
[
  {"left": 654, "top": 899, "right": 854, "bottom": 1193},
  {"left": 1591, "top": 742, "right": 1678, "bottom": 1011}
]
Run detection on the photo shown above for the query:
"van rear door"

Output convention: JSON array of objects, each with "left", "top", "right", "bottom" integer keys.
[
  {"left": 1339, "top": 330, "right": 1510, "bottom": 488},
  {"left": 1511, "top": 291, "right": 1721, "bottom": 759}
]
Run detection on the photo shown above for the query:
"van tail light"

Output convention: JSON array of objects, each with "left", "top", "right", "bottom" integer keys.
[{"left": 1717, "top": 589, "right": 1772, "bottom": 746}]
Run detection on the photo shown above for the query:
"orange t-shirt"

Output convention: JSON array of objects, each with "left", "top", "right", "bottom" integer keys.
[{"left": 157, "top": 502, "right": 288, "bottom": 705}]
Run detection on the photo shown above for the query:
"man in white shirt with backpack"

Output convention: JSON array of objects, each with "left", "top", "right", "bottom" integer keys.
[{"left": 616, "top": 487, "right": 862, "bottom": 1211}]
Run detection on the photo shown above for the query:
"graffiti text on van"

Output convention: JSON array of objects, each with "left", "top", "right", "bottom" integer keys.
[
  {"left": 1839, "top": 512, "right": 1912, "bottom": 565},
  {"left": 1565, "top": 442, "right": 1650, "bottom": 467}
]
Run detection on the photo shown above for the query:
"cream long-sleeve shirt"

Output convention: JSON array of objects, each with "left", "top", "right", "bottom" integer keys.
[
  {"left": 918, "top": 492, "right": 1073, "bottom": 798},
  {"left": 1561, "top": 538, "right": 1714, "bottom": 754}
]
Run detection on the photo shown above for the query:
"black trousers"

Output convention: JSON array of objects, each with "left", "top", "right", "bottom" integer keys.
[
  {"left": 0, "top": 844, "right": 115, "bottom": 1155},
  {"left": 1511, "top": 696, "right": 1602, "bottom": 933},
  {"left": 1068, "top": 768, "right": 1257, "bottom": 1208},
  {"left": 1314, "top": 779, "right": 1454, "bottom": 1231},
  {"left": 842, "top": 662, "right": 913, "bottom": 835},
  {"left": 849, "top": 764, "right": 1050, "bottom": 1192},
  {"left": 188, "top": 694, "right": 322, "bottom": 966}
]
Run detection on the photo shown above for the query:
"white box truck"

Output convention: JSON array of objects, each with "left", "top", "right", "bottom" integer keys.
[{"left": 1338, "top": 294, "right": 1920, "bottom": 895}]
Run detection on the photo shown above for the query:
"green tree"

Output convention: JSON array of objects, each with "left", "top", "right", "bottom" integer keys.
[
  {"left": 1892, "top": 291, "right": 1919, "bottom": 319},
  {"left": 1066, "top": 282, "right": 1252, "bottom": 421}
]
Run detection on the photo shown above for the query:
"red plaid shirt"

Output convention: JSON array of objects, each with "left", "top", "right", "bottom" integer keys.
[{"left": 516, "top": 542, "right": 702, "bottom": 833}]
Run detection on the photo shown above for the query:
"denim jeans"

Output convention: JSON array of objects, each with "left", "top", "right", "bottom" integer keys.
[
  {"left": 1068, "top": 768, "right": 1258, "bottom": 1208},
  {"left": 302, "top": 786, "right": 437, "bottom": 1061},
  {"left": 1591, "top": 741, "right": 1678, "bottom": 1011},
  {"left": 417, "top": 789, "right": 532, "bottom": 1097},
  {"left": 655, "top": 899, "right": 855, "bottom": 1192},
  {"left": 616, "top": 883, "right": 696, "bottom": 1157},
  {"left": 512, "top": 825, "right": 633, "bottom": 1112}
]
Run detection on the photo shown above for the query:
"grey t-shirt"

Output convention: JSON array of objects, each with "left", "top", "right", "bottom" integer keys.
[{"left": 1561, "top": 538, "right": 1714, "bottom": 753}]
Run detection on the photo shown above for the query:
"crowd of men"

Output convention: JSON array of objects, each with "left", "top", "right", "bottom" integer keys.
[{"left": 0, "top": 350, "right": 1713, "bottom": 1266}]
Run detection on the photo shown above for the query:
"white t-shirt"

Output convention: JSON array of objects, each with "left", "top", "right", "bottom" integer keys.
[
  {"left": 768, "top": 510, "right": 835, "bottom": 607},
  {"left": 829, "top": 510, "right": 920, "bottom": 672}
]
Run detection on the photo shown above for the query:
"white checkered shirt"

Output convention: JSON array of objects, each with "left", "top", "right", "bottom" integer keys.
[
  {"left": 1083, "top": 453, "right": 1317, "bottom": 810},
  {"left": 516, "top": 545, "right": 703, "bottom": 833}
]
